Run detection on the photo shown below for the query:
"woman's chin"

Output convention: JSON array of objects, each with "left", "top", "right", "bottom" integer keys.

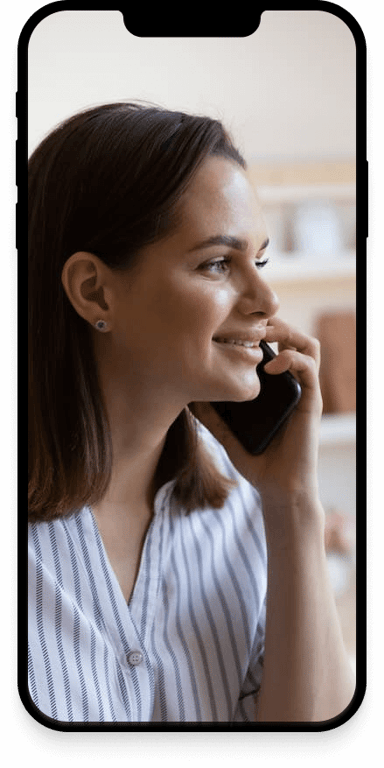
[{"left": 211, "top": 374, "right": 261, "bottom": 403}]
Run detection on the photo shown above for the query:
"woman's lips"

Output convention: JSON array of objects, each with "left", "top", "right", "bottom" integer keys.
[{"left": 212, "top": 337, "right": 264, "bottom": 362}]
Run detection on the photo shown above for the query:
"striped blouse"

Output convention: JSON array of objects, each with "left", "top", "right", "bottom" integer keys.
[{"left": 28, "top": 425, "right": 267, "bottom": 724}]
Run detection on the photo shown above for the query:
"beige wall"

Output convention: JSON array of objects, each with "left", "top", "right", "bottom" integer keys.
[{"left": 28, "top": 9, "right": 356, "bottom": 162}]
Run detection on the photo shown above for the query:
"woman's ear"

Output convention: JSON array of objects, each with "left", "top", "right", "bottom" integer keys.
[{"left": 61, "top": 252, "right": 112, "bottom": 329}]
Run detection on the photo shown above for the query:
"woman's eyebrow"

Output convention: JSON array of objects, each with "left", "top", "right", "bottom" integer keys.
[{"left": 188, "top": 235, "right": 269, "bottom": 253}]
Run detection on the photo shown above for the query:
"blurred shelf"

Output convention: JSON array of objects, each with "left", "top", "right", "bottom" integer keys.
[
  {"left": 248, "top": 159, "right": 356, "bottom": 187},
  {"left": 258, "top": 182, "right": 355, "bottom": 205},
  {"left": 247, "top": 160, "right": 357, "bottom": 527},
  {"left": 320, "top": 413, "right": 356, "bottom": 447},
  {"left": 334, "top": 565, "right": 356, "bottom": 667},
  {"left": 266, "top": 250, "right": 356, "bottom": 285}
]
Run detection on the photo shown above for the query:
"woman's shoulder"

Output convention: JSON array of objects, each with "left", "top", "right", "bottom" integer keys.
[{"left": 28, "top": 506, "right": 91, "bottom": 558}]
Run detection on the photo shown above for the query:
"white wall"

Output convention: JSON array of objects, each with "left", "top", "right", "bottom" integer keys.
[{"left": 28, "top": 9, "right": 356, "bottom": 162}]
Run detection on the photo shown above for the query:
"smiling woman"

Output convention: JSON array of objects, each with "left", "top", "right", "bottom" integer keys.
[
  {"left": 86, "top": 153, "right": 279, "bottom": 414},
  {"left": 27, "top": 102, "right": 355, "bottom": 726},
  {"left": 28, "top": 103, "right": 246, "bottom": 523}
]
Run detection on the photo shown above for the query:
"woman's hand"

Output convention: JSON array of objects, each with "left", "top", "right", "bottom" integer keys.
[
  {"left": 194, "top": 317, "right": 323, "bottom": 509},
  {"left": 194, "top": 319, "right": 356, "bottom": 722}
]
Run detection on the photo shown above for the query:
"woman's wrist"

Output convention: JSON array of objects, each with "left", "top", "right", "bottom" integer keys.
[{"left": 260, "top": 488, "right": 325, "bottom": 548}]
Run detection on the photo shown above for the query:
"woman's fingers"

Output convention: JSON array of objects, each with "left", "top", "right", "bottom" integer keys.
[
  {"left": 263, "top": 318, "right": 322, "bottom": 416},
  {"left": 265, "top": 317, "right": 321, "bottom": 371},
  {"left": 264, "top": 348, "right": 320, "bottom": 393},
  {"left": 263, "top": 348, "right": 306, "bottom": 374}
]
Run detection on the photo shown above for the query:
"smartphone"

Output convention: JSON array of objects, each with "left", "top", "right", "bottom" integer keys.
[{"left": 211, "top": 340, "right": 302, "bottom": 455}]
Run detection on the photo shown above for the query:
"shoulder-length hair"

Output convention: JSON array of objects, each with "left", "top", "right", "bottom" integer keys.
[{"left": 28, "top": 102, "right": 245, "bottom": 522}]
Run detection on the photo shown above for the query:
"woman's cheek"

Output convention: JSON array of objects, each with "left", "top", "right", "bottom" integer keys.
[
  {"left": 154, "top": 276, "right": 235, "bottom": 342},
  {"left": 187, "top": 281, "right": 235, "bottom": 321}
]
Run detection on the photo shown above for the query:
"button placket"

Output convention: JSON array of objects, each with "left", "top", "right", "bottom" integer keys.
[{"left": 128, "top": 483, "right": 171, "bottom": 642}]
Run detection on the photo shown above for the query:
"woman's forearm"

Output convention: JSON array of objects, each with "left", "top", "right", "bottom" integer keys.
[{"left": 255, "top": 495, "right": 355, "bottom": 723}]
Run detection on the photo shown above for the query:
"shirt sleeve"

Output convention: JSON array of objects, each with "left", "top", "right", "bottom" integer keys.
[{"left": 232, "top": 595, "right": 266, "bottom": 722}]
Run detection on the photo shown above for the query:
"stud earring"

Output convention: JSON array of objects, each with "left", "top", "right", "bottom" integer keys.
[{"left": 94, "top": 319, "right": 108, "bottom": 331}]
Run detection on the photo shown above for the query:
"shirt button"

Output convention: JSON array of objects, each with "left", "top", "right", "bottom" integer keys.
[{"left": 127, "top": 650, "right": 143, "bottom": 666}]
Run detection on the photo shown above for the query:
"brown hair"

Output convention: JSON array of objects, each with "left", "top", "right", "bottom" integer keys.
[{"left": 28, "top": 102, "right": 245, "bottom": 522}]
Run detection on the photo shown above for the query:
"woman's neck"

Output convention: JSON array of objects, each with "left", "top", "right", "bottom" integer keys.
[{"left": 93, "top": 338, "right": 188, "bottom": 521}]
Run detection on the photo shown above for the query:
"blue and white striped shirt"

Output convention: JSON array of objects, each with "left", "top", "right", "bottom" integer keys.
[{"left": 28, "top": 426, "right": 267, "bottom": 723}]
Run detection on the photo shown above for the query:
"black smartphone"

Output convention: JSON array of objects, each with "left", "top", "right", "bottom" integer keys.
[{"left": 211, "top": 340, "right": 302, "bottom": 455}]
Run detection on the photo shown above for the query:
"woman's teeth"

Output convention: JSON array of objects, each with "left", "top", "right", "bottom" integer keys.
[{"left": 214, "top": 338, "right": 257, "bottom": 348}]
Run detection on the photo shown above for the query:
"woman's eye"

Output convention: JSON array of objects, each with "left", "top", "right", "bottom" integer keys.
[
  {"left": 201, "top": 258, "right": 230, "bottom": 274},
  {"left": 200, "top": 255, "right": 269, "bottom": 275}
]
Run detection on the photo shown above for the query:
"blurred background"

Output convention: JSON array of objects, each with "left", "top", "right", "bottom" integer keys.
[{"left": 27, "top": 10, "right": 357, "bottom": 667}]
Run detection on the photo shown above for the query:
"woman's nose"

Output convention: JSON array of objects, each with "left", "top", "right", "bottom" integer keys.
[{"left": 237, "top": 269, "right": 280, "bottom": 319}]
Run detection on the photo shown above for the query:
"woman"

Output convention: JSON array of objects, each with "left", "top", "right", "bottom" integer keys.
[{"left": 28, "top": 102, "right": 355, "bottom": 724}]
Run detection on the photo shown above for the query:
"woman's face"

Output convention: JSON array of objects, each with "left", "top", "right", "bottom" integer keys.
[{"left": 108, "top": 155, "right": 280, "bottom": 406}]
